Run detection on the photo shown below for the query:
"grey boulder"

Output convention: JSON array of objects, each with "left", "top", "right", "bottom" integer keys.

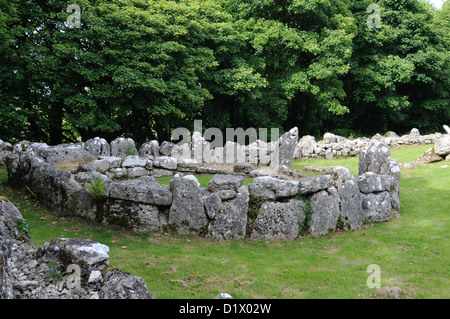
[
  {"left": 168, "top": 174, "right": 207, "bottom": 235},
  {"left": 250, "top": 199, "right": 305, "bottom": 241},
  {"left": 107, "top": 176, "right": 172, "bottom": 206}
]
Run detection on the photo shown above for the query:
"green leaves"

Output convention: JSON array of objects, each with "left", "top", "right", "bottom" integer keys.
[{"left": 0, "top": 0, "right": 448, "bottom": 144}]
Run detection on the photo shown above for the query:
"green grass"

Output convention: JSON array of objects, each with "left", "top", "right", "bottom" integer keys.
[
  {"left": 156, "top": 174, "right": 254, "bottom": 187},
  {"left": 292, "top": 144, "right": 434, "bottom": 177},
  {"left": 0, "top": 144, "right": 448, "bottom": 299}
]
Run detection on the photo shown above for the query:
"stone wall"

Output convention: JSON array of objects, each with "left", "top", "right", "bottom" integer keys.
[
  {"left": 293, "top": 129, "right": 442, "bottom": 160},
  {"left": 3, "top": 138, "right": 402, "bottom": 241},
  {"left": 0, "top": 199, "right": 153, "bottom": 299}
]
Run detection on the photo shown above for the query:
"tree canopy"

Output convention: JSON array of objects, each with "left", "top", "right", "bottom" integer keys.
[{"left": 1, "top": 0, "right": 449, "bottom": 145}]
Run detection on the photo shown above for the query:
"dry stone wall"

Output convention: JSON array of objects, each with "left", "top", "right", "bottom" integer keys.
[
  {"left": 294, "top": 129, "right": 442, "bottom": 160},
  {"left": 2, "top": 136, "right": 403, "bottom": 241}
]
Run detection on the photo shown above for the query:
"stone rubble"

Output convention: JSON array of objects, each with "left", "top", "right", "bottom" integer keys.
[{"left": 0, "top": 199, "right": 152, "bottom": 299}]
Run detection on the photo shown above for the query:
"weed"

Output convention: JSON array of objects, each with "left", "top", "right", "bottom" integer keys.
[
  {"left": 15, "top": 218, "right": 35, "bottom": 248},
  {"left": 86, "top": 179, "right": 107, "bottom": 202},
  {"left": 46, "top": 260, "right": 66, "bottom": 284},
  {"left": 126, "top": 145, "right": 138, "bottom": 156},
  {"left": 248, "top": 197, "right": 265, "bottom": 220},
  {"left": 296, "top": 194, "right": 312, "bottom": 236}
]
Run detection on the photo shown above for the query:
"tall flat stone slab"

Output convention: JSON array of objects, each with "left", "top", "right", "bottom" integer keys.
[
  {"left": 331, "top": 166, "right": 365, "bottom": 231},
  {"left": 84, "top": 137, "right": 110, "bottom": 157},
  {"left": 271, "top": 127, "right": 298, "bottom": 170},
  {"left": 110, "top": 138, "right": 137, "bottom": 159},
  {"left": 358, "top": 140, "right": 391, "bottom": 176},
  {"left": 250, "top": 199, "right": 305, "bottom": 241},
  {"left": 207, "top": 186, "right": 249, "bottom": 240},
  {"left": 389, "top": 159, "right": 401, "bottom": 211},
  {"left": 308, "top": 187, "right": 340, "bottom": 237},
  {"left": 168, "top": 174, "right": 207, "bottom": 235}
]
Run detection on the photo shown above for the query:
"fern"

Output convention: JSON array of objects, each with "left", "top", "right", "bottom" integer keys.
[{"left": 86, "top": 179, "right": 107, "bottom": 202}]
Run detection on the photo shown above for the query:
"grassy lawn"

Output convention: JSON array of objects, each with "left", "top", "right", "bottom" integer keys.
[{"left": 0, "top": 144, "right": 448, "bottom": 299}]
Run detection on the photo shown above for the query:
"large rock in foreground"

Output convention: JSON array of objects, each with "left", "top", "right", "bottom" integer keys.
[{"left": 0, "top": 200, "right": 153, "bottom": 299}]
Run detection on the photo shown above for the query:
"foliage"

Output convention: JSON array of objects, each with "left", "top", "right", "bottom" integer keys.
[
  {"left": 295, "top": 194, "right": 312, "bottom": 236},
  {"left": 45, "top": 260, "right": 66, "bottom": 284},
  {"left": 15, "top": 218, "right": 35, "bottom": 248},
  {"left": 86, "top": 179, "right": 107, "bottom": 202},
  {"left": 342, "top": 0, "right": 450, "bottom": 135},
  {"left": 248, "top": 197, "right": 265, "bottom": 220},
  {"left": 0, "top": 0, "right": 448, "bottom": 144}
]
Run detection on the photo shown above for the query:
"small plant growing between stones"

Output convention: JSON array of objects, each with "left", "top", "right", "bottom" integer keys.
[
  {"left": 125, "top": 145, "right": 138, "bottom": 156},
  {"left": 296, "top": 195, "right": 312, "bottom": 236},
  {"left": 246, "top": 197, "right": 265, "bottom": 236},
  {"left": 15, "top": 218, "right": 35, "bottom": 248},
  {"left": 86, "top": 179, "right": 107, "bottom": 202},
  {"left": 336, "top": 217, "right": 346, "bottom": 231},
  {"left": 248, "top": 197, "right": 265, "bottom": 221},
  {"left": 86, "top": 179, "right": 107, "bottom": 223},
  {"left": 25, "top": 181, "right": 42, "bottom": 200},
  {"left": 46, "top": 260, "right": 66, "bottom": 285}
]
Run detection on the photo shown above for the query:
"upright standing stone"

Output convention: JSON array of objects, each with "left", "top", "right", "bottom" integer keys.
[
  {"left": 207, "top": 186, "right": 249, "bottom": 240},
  {"left": 358, "top": 140, "right": 391, "bottom": 176},
  {"left": 250, "top": 199, "right": 305, "bottom": 241},
  {"left": 308, "top": 187, "right": 341, "bottom": 237},
  {"left": 169, "top": 174, "right": 207, "bottom": 235},
  {"left": 110, "top": 138, "right": 137, "bottom": 159},
  {"left": 139, "top": 140, "right": 160, "bottom": 158},
  {"left": 271, "top": 127, "right": 298, "bottom": 171},
  {"left": 331, "top": 166, "right": 365, "bottom": 230},
  {"left": 359, "top": 140, "right": 401, "bottom": 211},
  {"left": 84, "top": 137, "right": 111, "bottom": 157}
]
